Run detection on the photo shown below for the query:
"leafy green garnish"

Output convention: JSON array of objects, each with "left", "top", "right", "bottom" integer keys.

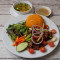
[{"left": 6, "top": 22, "right": 29, "bottom": 41}]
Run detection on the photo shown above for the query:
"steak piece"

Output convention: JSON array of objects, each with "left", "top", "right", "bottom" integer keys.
[
  {"left": 32, "top": 44, "right": 40, "bottom": 50},
  {"left": 44, "top": 31, "right": 48, "bottom": 38},
  {"left": 28, "top": 41, "right": 33, "bottom": 48},
  {"left": 48, "top": 32, "right": 52, "bottom": 37},
  {"left": 28, "top": 30, "right": 32, "bottom": 34},
  {"left": 26, "top": 30, "right": 32, "bottom": 36}
]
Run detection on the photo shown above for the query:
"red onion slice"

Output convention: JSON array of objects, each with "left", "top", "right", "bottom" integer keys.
[
  {"left": 31, "top": 37, "right": 43, "bottom": 45},
  {"left": 31, "top": 25, "right": 44, "bottom": 45}
]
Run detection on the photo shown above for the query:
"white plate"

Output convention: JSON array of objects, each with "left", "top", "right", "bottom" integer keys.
[{"left": 3, "top": 14, "right": 59, "bottom": 58}]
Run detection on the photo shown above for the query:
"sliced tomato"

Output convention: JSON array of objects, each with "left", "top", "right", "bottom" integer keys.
[
  {"left": 50, "top": 29, "right": 56, "bottom": 34},
  {"left": 33, "top": 36, "right": 39, "bottom": 39},
  {"left": 37, "top": 27, "right": 40, "bottom": 29},
  {"left": 49, "top": 42, "right": 55, "bottom": 47},
  {"left": 44, "top": 25, "right": 49, "bottom": 29},
  {"left": 39, "top": 47, "right": 46, "bottom": 53},
  {"left": 29, "top": 48, "right": 34, "bottom": 54}
]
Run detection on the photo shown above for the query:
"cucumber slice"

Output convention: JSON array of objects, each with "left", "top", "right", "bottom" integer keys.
[{"left": 16, "top": 42, "right": 28, "bottom": 52}]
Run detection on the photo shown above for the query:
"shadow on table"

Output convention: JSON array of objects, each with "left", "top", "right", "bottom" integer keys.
[{"left": 47, "top": 11, "right": 54, "bottom": 18}]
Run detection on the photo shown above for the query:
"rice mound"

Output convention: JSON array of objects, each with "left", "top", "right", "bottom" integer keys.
[{"left": 26, "top": 14, "right": 44, "bottom": 28}]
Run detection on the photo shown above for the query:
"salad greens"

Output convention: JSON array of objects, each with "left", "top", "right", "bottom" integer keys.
[{"left": 6, "top": 22, "right": 29, "bottom": 41}]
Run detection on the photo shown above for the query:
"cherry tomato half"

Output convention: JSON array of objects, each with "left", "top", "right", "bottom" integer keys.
[
  {"left": 37, "top": 27, "right": 40, "bottom": 29},
  {"left": 39, "top": 47, "right": 46, "bottom": 53},
  {"left": 33, "top": 36, "right": 39, "bottom": 39},
  {"left": 50, "top": 29, "right": 56, "bottom": 34},
  {"left": 29, "top": 48, "right": 34, "bottom": 54},
  {"left": 49, "top": 42, "right": 55, "bottom": 47},
  {"left": 44, "top": 25, "right": 49, "bottom": 29}
]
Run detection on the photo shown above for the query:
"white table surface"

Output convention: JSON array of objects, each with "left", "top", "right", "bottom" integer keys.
[{"left": 0, "top": 0, "right": 60, "bottom": 60}]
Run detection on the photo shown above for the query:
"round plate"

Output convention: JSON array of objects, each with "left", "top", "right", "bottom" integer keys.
[{"left": 3, "top": 14, "right": 59, "bottom": 58}]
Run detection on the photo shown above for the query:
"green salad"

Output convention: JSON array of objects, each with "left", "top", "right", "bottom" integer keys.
[{"left": 6, "top": 22, "right": 29, "bottom": 41}]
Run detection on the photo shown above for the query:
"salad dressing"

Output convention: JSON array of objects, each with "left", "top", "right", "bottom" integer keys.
[{"left": 36, "top": 8, "right": 50, "bottom": 16}]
